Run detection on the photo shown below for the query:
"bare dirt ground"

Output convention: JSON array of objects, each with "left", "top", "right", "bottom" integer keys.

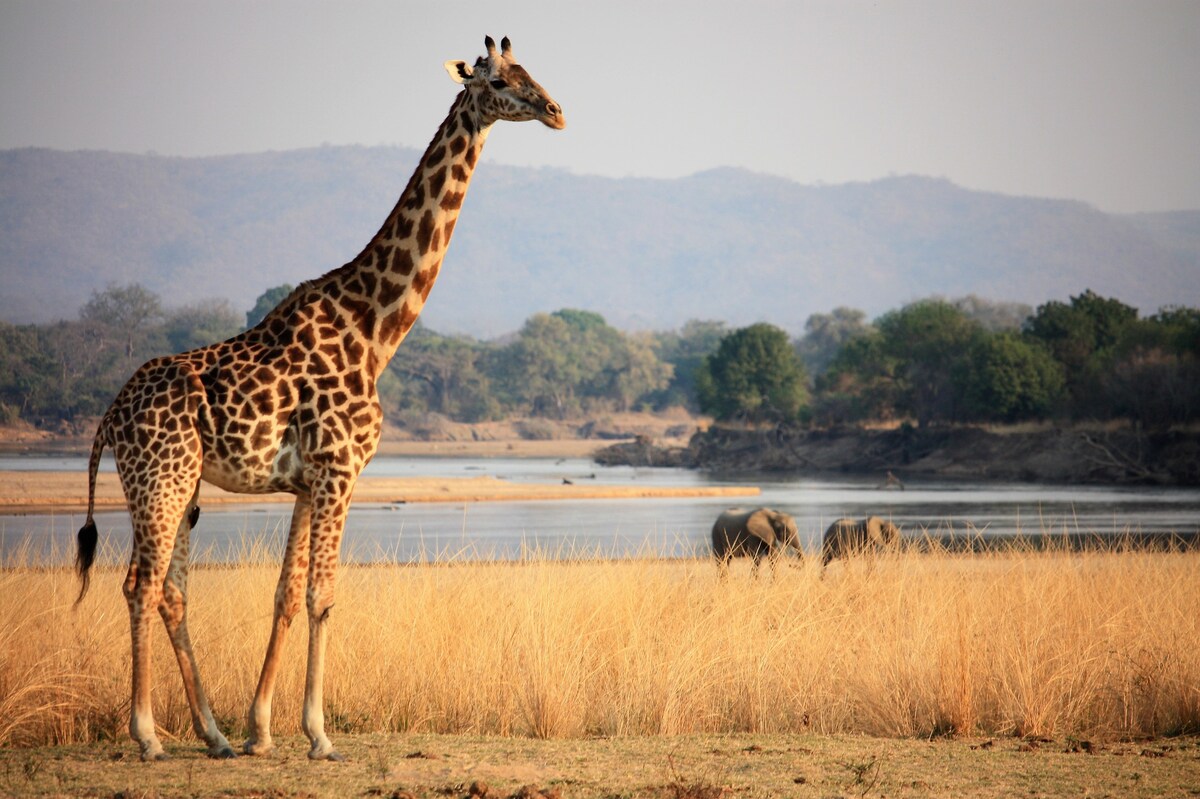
[{"left": 1, "top": 732, "right": 1196, "bottom": 799}]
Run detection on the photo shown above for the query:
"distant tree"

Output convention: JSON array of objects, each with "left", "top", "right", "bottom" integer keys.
[
  {"left": 649, "top": 319, "right": 727, "bottom": 410},
  {"left": 596, "top": 331, "right": 673, "bottom": 412},
  {"left": 164, "top": 299, "right": 243, "bottom": 352},
  {"left": 245, "top": 283, "right": 294, "bottom": 329},
  {"left": 79, "top": 283, "right": 164, "bottom": 359},
  {"left": 951, "top": 294, "right": 1033, "bottom": 332},
  {"left": 1024, "top": 289, "right": 1138, "bottom": 417},
  {"left": 958, "top": 332, "right": 1065, "bottom": 422},
  {"left": 493, "top": 309, "right": 671, "bottom": 417},
  {"left": 875, "top": 299, "right": 983, "bottom": 425},
  {"left": 812, "top": 331, "right": 901, "bottom": 425},
  {"left": 796, "top": 307, "right": 871, "bottom": 377},
  {"left": 387, "top": 327, "right": 500, "bottom": 422},
  {"left": 696, "top": 323, "right": 809, "bottom": 423}
]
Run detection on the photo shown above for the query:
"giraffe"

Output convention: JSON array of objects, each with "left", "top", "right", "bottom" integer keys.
[{"left": 74, "top": 36, "right": 564, "bottom": 762}]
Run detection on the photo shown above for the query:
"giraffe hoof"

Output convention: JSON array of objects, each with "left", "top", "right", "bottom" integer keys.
[
  {"left": 243, "top": 739, "right": 274, "bottom": 756},
  {"left": 307, "top": 747, "right": 346, "bottom": 762},
  {"left": 208, "top": 745, "right": 238, "bottom": 759},
  {"left": 141, "top": 749, "right": 170, "bottom": 762}
]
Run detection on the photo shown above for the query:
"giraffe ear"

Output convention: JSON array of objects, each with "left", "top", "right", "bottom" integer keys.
[{"left": 445, "top": 60, "right": 472, "bottom": 84}]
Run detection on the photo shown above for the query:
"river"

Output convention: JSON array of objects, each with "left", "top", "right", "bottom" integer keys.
[{"left": 2, "top": 454, "right": 1199, "bottom": 564}]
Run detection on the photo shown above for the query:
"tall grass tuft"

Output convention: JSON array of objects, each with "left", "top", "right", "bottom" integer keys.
[{"left": 2, "top": 537, "right": 1197, "bottom": 747}]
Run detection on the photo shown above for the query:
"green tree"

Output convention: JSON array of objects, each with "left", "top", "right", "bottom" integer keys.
[
  {"left": 245, "top": 283, "right": 294, "bottom": 329},
  {"left": 493, "top": 309, "right": 671, "bottom": 417},
  {"left": 958, "top": 332, "right": 1065, "bottom": 422},
  {"left": 696, "top": 323, "right": 809, "bottom": 422},
  {"left": 796, "top": 307, "right": 871, "bottom": 377},
  {"left": 812, "top": 331, "right": 901, "bottom": 425},
  {"left": 649, "top": 320, "right": 727, "bottom": 410},
  {"left": 875, "top": 299, "right": 983, "bottom": 425},
  {"left": 1024, "top": 289, "right": 1138, "bottom": 417},
  {"left": 494, "top": 312, "right": 591, "bottom": 417},
  {"left": 387, "top": 327, "right": 500, "bottom": 422}
]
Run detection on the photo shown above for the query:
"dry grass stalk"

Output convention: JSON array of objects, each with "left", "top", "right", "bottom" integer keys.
[{"left": 2, "top": 539, "right": 1197, "bottom": 747}]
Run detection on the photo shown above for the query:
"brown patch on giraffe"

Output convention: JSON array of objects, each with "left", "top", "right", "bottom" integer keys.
[
  {"left": 391, "top": 248, "right": 414, "bottom": 277},
  {"left": 318, "top": 343, "right": 347, "bottom": 372},
  {"left": 378, "top": 276, "right": 406, "bottom": 307},
  {"left": 449, "top": 135, "right": 467, "bottom": 155},
  {"left": 296, "top": 325, "right": 316, "bottom": 350},
  {"left": 373, "top": 243, "right": 393, "bottom": 266},
  {"left": 344, "top": 370, "right": 365, "bottom": 397},
  {"left": 359, "top": 270, "right": 377, "bottom": 298},
  {"left": 465, "top": 145, "right": 479, "bottom": 168},
  {"left": 417, "top": 260, "right": 441, "bottom": 300},
  {"left": 425, "top": 145, "right": 446, "bottom": 168},
  {"left": 353, "top": 306, "right": 377, "bottom": 341},
  {"left": 451, "top": 165, "right": 469, "bottom": 182},
  {"left": 404, "top": 183, "right": 426, "bottom": 211},
  {"left": 309, "top": 353, "right": 332, "bottom": 376},
  {"left": 342, "top": 334, "right": 366, "bottom": 366},
  {"left": 440, "top": 191, "right": 464, "bottom": 211},
  {"left": 417, "top": 211, "right": 435, "bottom": 255},
  {"left": 443, "top": 218, "right": 457, "bottom": 242},
  {"left": 428, "top": 166, "right": 447, "bottom": 199}
]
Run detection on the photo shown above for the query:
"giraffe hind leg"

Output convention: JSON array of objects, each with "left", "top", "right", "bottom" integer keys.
[
  {"left": 159, "top": 482, "right": 236, "bottom": 758},
  {"left": 124, "top": 515, "right": 174, "bottom": 761}
]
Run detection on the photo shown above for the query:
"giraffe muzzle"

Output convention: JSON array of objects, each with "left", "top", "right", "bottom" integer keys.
[{"left": 540, "top": 101, "right": 566, "bottom": 130}]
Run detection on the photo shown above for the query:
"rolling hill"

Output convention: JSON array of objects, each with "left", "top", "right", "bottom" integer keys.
[{"left": 2, "top": 146, "right": 1197, "bottom": 337}]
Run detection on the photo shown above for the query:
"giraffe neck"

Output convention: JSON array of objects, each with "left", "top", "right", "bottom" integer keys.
[
  {"left": 254, "top": 91, "right": 492, "bottom": 378},
  {"left": 351, "top": 90, "right": 492, "bottom": 371}
]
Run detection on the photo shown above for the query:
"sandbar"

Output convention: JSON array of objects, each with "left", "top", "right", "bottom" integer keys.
[{"left": 0, "top": 470, "right": 758, "bottom": 515}]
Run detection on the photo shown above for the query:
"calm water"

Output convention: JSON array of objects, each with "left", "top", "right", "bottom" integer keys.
[{"left": 3, "top": 454, "right": 1199, "bottom": 563}]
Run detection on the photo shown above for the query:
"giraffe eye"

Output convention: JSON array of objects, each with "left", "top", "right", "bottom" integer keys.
[{"left": 490, "top": 79, "right": 507, "bottom": 90}]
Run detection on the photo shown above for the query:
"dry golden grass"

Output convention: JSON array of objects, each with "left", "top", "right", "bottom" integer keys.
[{"left": 2, "top": 540, "right": 1198, "bottom": 751}]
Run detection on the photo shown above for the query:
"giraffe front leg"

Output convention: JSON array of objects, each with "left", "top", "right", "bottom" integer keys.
[
  {"left": 160, "top": 489, "right": 236, "bottom": 759},
  {"left": 244, "top": 496, "right": 312, "bottom": 756},
  {"left": 300, "top": 488, "right": 349, "bottom": 761}
]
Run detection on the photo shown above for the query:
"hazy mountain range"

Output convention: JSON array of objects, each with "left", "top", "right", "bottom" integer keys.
[{"left": 3, "top": 146, "right": 1197, "bottom": 338}]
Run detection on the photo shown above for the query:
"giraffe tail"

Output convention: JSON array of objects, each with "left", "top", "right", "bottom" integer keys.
[{"left": 75, "top": 417, "right": 107, "bottom": 606}]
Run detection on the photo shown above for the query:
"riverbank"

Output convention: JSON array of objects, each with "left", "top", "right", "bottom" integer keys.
[{"left": 597, "top": 423, "right": 1200, "bottom": 486}]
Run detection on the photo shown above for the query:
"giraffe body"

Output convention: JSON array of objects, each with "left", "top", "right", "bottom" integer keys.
[{"left": 75, "top": 37, "right": 563, "bottom": 762}]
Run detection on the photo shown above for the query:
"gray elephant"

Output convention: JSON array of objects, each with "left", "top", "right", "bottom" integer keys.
[
  {"left": 711, "top": 507, "right": 802, "bottom": 573},
  {"left": 821, "top": 516, "right": 900, "bottom": 567}
]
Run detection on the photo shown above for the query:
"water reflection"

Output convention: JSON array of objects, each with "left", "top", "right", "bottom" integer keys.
[{"left": 2, "top": 456, "right": 1198, "bottom": 564}]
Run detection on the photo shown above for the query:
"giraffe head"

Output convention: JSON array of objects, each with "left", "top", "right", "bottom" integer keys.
[{"left": 445, "top": 36, "right": 565, "bottom": 130}]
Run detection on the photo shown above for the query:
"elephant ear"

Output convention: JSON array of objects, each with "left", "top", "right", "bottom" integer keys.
[{"left": 745, "top": 510, "right": 776, "bottom": 545}]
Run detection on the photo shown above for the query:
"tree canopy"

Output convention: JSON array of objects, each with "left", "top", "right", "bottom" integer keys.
[{"left": 1, "top": 283, "right": 1196, "bottom": 431}]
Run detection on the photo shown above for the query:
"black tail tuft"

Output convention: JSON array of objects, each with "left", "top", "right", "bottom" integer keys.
[{"left": 75, "top": 519, "right": 98, "bottom": 606}]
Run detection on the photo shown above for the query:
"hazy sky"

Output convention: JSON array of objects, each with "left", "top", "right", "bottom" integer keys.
[{"left": 3, "top": 0, "right": 1198, "bottom": 214}]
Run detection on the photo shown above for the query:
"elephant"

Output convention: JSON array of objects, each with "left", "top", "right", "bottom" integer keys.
[
  {"left": 821, "top": 516, "right": 901, "bottom": 567},
  {"left": 711, "top": 507, "right": 802, "bottom": 574}
]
